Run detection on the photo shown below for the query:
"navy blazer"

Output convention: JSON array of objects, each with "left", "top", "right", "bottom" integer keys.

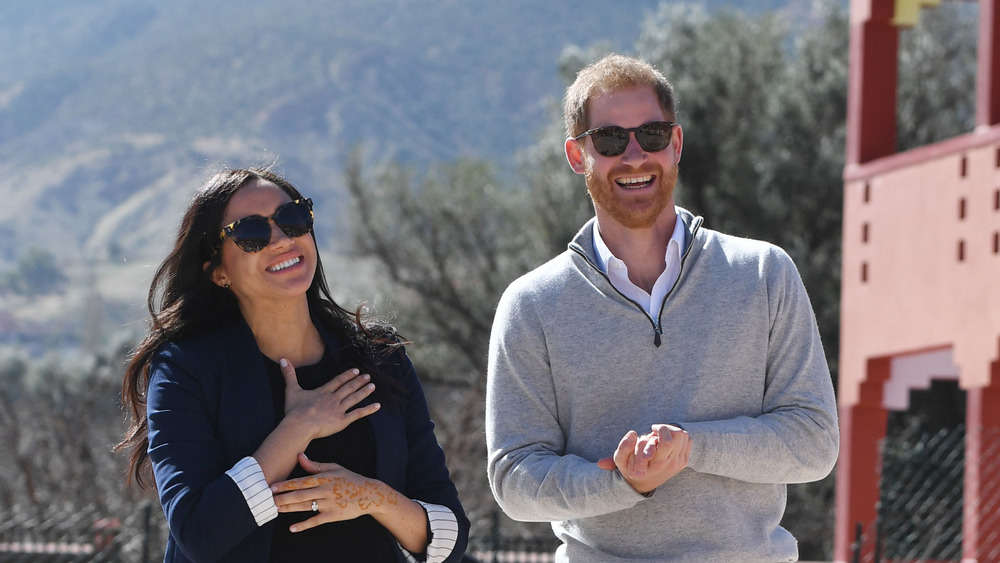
[{"left": 146, "top": 317, "right": 469, "bottom": 562}]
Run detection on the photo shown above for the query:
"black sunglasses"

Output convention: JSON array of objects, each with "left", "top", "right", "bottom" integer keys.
[
  {"left": 218, "top": 198, "right": 314, "bottom": 253},
  {"left": 574, "top": 121, "right": 676, "bottom": 157}
]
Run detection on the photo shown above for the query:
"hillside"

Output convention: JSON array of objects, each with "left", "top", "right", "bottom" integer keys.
[{"left": 0, "top": 0, "right": 796, "bottom": 349}]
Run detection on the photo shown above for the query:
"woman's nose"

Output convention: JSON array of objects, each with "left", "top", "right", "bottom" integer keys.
[{"left": 268, "top": 220, "right": 293, "bottom": 248}]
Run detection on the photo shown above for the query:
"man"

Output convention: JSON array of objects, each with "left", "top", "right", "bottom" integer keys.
[{"left": 486, "top": 54, "right": 839, "bottom": 562}]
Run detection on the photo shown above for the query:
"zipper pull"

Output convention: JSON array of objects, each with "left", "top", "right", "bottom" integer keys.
[{"left": 654, "top": 327, "right": 662, "bottom": 347}]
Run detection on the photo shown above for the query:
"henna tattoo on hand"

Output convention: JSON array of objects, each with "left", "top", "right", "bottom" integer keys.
[{"left": 330, "top": 478, "right": 399, "bottom": 511}]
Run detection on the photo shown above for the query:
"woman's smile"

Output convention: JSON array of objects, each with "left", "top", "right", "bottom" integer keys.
[{"left": 267, "top": 255, "right": 304, "bottom": 273}]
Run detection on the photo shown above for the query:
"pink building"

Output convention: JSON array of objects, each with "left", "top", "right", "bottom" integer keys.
[{"left": 835, "top": 0, "right": 1000, "bottom": 561}]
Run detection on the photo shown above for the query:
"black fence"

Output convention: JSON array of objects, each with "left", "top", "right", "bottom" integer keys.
[
  {"left": 0, "top": 503, "right": 558, "bottom": 563},
  {"left": 0, "top": 502, "right": 162, "bottom": 563},
  {"left": 851, "top": 423, "right": 1000, "bottom": 563}
]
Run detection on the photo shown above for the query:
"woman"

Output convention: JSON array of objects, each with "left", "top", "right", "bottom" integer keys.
[{"left": 117, "top": 167, "right": 469, "bottom": 562}]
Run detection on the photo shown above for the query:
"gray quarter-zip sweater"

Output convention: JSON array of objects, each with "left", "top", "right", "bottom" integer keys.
[{"left": 486, "top": 208, "right": 839, "bottom": 563}]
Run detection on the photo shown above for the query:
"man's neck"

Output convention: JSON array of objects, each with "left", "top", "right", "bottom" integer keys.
[{"left": 596, "top": 211, "right": 677, "bottom": 293}]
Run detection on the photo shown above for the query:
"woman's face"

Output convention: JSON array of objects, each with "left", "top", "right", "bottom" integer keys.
[{"left": 210, "top": 179, "right": 317, "bottom": 309}]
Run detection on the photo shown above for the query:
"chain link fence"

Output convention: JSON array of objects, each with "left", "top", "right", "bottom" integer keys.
[
  {"left": 850, "top": 423, "right": 1000, "bottom": 563},
  {"left": 0, "top": 502, "right": 164, "bottom": 563},
  {"left": 878, "top": 423, "right": 965, "bottom": 561},
  {"left": 0, "top": 503, "right": 559, "bottom": 563},
  {"left": 465, "top": 511, "right": 558, "bottom": 562}
]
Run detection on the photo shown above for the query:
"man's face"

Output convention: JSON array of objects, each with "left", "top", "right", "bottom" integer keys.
[{"left": 565, "top": 85, "right": 683, "bottom": 232}]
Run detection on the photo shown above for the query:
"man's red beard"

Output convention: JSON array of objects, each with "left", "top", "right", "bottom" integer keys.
[{"left": 585, "top": 163, "right": 678, "bottom": 229}]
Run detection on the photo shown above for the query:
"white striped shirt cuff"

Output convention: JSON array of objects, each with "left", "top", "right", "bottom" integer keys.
[
  {"left": 400, "top": 501, "right": 459, "bottom": 563},
  {"left": 226, "top": 456, "right": 278, "bottom": 527}
]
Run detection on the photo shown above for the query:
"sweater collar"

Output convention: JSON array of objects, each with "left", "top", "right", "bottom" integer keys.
[{"left": 568, "top": 206, "right": 703, "bottom": 267}]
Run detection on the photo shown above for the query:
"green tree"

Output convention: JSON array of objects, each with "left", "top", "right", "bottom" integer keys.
[
  {"left": 637, "top": 1, "right": 848, "bottom": 376},
  {"left": 0, "top": 338, "right": 145, "bottom": 511},
  {"left": 345, "top": 151, "right": 536, "bottom": 536},
  {"left": 344, "top": 1, "right": 976, "bottom": 557},
  {"left": 897, "top": 1, "right": 978, "bottom": 150},
  {"left": 641, "top": 4, "right": 848, "bottom": 557},
  {"left": 1, "top": 247, "right": 67, "bottom": 296}
]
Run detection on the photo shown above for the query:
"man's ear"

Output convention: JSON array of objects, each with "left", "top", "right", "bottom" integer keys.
[
  {"left": 565, "top": 137, "right": 587, "bottom": 175},
  {"left": 672, "top": 124, "right": 683, "bottom": 164}
]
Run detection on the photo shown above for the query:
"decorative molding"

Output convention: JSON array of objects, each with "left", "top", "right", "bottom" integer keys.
[{"left": 885, "top": 347, "right": 960, "bottom": 410}]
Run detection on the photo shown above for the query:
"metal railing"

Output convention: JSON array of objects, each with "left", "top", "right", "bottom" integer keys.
[
  {"left": 0, "top": 502, "right": 162, "bottom": 563},
  {"left": 0, "top": 503, "right": 559, "bottom": 563},
  {"left": 852, "top": 424, "right": 1000, "bottom": 563}
]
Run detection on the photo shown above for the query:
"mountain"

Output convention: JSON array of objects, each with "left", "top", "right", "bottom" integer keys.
[{"left": 0, "top": 0, "right": 794, "bottom": 349}]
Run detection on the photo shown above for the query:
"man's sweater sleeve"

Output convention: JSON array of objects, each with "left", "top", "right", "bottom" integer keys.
[
  {"left": 486, "top": 278, "right": 646, "bottom": 522},
  {"left": 681, "top": 247, "right": 840, "bottom": 484}
]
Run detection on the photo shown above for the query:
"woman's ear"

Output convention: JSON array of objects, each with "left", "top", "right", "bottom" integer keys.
[{"left": 205, "top": 260, "right": 228, "bottom": 288}]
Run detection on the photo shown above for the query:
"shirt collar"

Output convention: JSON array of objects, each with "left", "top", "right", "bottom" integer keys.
[{"left": 592, "top": 207, "right": 686, "bottom": 274}]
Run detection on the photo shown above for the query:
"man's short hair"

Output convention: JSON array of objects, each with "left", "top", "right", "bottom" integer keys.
[{"left": 563, "top": 54, "right": 677, "bottom": 139}]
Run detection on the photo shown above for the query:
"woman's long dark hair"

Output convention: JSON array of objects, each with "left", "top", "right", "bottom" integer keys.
[{"left": 116, "top": 167, "right": 400, "bottom": 490}]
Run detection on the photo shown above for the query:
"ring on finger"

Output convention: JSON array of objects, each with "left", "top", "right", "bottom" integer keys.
[{"left": 311, "top": 501, "right": 318, "bottom": 512}]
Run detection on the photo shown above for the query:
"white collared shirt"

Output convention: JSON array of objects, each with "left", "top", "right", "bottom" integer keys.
[{"left": 592, "top": 207, "right": 686, "bottom": 320}]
